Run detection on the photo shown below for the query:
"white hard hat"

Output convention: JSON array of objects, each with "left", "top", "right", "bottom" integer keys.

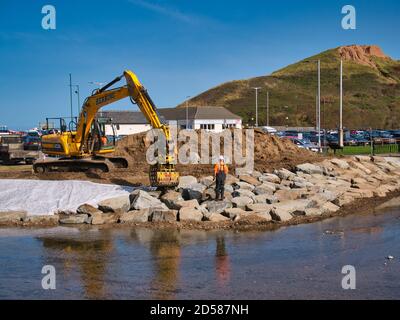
[{"left": 219, "top": 155, "right": 224, "bottom": 161}]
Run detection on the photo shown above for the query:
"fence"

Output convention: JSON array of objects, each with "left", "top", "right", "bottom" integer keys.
[{"left": 328, "top": 143, "right": 400, "bottom": 156}]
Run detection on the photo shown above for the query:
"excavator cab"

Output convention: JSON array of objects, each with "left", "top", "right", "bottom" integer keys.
[{"left": 86, "top": 118, "right": 116, "bottom": 154}]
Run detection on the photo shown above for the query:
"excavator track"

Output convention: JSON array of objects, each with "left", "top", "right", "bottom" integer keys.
[{"left": 33, "top": 156, "right": 128, "bottom": 173}]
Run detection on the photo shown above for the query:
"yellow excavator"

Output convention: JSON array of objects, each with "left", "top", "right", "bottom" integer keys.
[{"left": 35, "top": 70, "right": 179, "bottom": 187}]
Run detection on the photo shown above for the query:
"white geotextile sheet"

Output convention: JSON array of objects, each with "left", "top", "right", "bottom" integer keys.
[{"left": 0, "top": 179, "right": 133, "bottom": 216}]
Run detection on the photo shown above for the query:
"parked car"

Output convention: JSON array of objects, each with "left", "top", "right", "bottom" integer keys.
[
  {"left": 23, "top": 135, "right": 41, "bottom": 150},
  {"left": 261, "top": 126, "right": 277, "bottom": 134},
  {"left": 289, "top": 138, "right": 320, "bottom": 152}
]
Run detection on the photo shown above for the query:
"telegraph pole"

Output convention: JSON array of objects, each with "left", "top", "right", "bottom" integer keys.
[
  {"left": 317, "top": 60, "right": 321, "bottom": 151},
  {"left": 339, "top": 59, "right": 344, "bottom": 148},
  {"left": 69, "top": 73, "right": 73, "bottom": 120},
  {"left": 266, "top": 91, "right": 270, "bottom": 126},
  {"left": 252, "top": 87, "right": 261, "bottom": 127}
]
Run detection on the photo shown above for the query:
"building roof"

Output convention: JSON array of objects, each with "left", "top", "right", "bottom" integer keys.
[
  {"left": 193, "top": 106, "right": 241, "bottom": 120},
  {"left": 96, "top": 106, "right": 241, "bottom": 124},
  {"left": 97, "top": 110, "right": 150, "bottom": 124}
]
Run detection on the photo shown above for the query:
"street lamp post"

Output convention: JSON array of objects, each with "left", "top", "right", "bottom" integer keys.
[
  {"left": 252, "top": 87, "right": 261, "bottom": 127},
  {"left": 317, "top": 59, "right": 321, "bottom": 151},
  {"left": 69, "top": 73, "right": 73, "bottom": 120},
  {"left": 303, "top": 59, "right": 321, "bottom": 151},
  {"left": 73, "top": 85, "right": 80, "bottom": 116}
]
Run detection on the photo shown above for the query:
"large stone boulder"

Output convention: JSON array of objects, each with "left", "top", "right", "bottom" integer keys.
[
  {"left": 253, "top": 194, "right": 278, "bottom": 204},
  {"left": 233, "top": 181, "right": 255, "bottom": 191},
  {"left": 181, "top": 188, "right": 202, "bottom": 201},
  {"left": 225, "top": 174, "right": 240, "bottom": 185},
  {"left": 77, "top": 204, "right": 102, "bottom": 215},
  {"left": 246, "top": 212, "right": 272, "bottom": 222},
  {"left": 246, "top": 203, "right": 272, "bottom": 213},
  {"left": 130, "top": 190, "right": 166, "bottom": 210},
  {"left": 205, "top": 213, "right": 230, "bottom": 222},
  {"left": 204, "top": 200, "right": 232, "bottom": 214},
  {"left": 223, "top": 208, "right": 247, "bottom": 220},
  {"left": 224, "top": 184, "right": 234, "bottom": 193},
  {"left": 178, "top": 207, "right": 203, "bottom": 222},
  {"left": 253, "top": 184, "right": 275, "bottom": 195},
  {"left": 321, "top": 202, "right": 340, "bottom": 214},
  {"left": 259, "top": 173, "right": 281, "bottom": 184},
  {"left": 175, "top": 199, "right": 200, "bottom": 209},
  {"left": 270, "top": 207, "right": 293, "bottom": 222},
  {"left": 273, "top": 199, "right": 314, "bottom": 215},
  {"left": 151, "top": 210, "right": 178, "bottom": 222},
  {"left": 119, "top": 209, "right": 150, "bottom": 223},
  {"left": 199, "top": 176, "right": 215, "bottom": 187},
  {"left": 333, "top": 195, "right": 354, "bottom": 207},
  {"left": 274, "top": 189, "right": 302, "bottom": 202},
  {"left": 89, "top": 212, "right": 120, "bottom": 225},
  {"left": 355, "top": 155, "right": 372, "bottom": 162},
  {"left": 232, "top": 189, "right": 255, "bottom": 199},
  {"left": 22, "top": 215, "right": 59, "bottom": 224},
  {"left": 182, "top": 185, "right": 205, "bottom": 201},
  {"left": 0, "top": 211, "right": 27, "bottom": 223},
  {"left": 177, "top": 175, "right": 198, "bottom": 189},
  {"left": 296, "top": 163, "right": 324, "bottom": 175},
  {"left": 59, "top": 214, "right": 88, "bottom": 224},
  {"left": 239, "top": 175, "right": 262, "bottom": 186},
  {"left": 231, "top": 196, "right": 253, "bottom": 209},
  {"left": 98, "top": 195, "right": 131, "bottom": 213},
  {"left": 274, "top": 168, "right": 296, "bottom": 180},
  {"left": 160, "top": 190, "right": 184, "bottom": 210},
  {"left": 304, "top": 208, "right": 323, "bottom": 216},
  {"left": 331, "top": 159, "right": 350, "bottom": 169}
]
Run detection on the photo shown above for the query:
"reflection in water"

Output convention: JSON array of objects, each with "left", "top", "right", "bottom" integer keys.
[
  {"left": 130, "top": 228, "right": 181, "bottom": 300},
  {"left": 215, "top": 236, "right": 231, "bottom": 287},
  {"left": 129, "top": 229, "right": 231, "bottom": 299},
  {"left": 2, "top": 207, "right": 399, "bottom": 299},
  {"left": 37, "top": 231, "right": 113, "bottom": 299}
]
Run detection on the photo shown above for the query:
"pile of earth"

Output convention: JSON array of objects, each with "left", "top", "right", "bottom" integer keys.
[{"left": 113, "top": 129, "right": 323, "bottom": 178}]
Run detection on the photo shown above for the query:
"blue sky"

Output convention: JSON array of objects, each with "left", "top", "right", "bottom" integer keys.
[{"left": 0, "top": 0, "right": 399, "bottom": 130}]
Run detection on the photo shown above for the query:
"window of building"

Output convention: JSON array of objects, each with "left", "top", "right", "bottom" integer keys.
[
  {"left": 222, "top": 124, "right": 236, "bottom": 129},
  {"left": 200, "top": 124, "right": 215, "bottom": 130}
]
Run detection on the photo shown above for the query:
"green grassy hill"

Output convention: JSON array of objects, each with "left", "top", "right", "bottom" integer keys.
[{"left": 179, "top": 45, "right": 400, "bottom": 129}]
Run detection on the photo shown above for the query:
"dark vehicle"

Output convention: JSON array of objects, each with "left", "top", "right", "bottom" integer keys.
[
  {"left": 23, "top": 135, "right": 41, "bottom": 150},
  {"left": 388, "top": 130, "right": 400, "bottom": 139},
  {"left": 281, "top": 130, "right": 300, "bottom": 138},
  {"left": 350, "top": 134, "right": 370, "bottom": 146}
]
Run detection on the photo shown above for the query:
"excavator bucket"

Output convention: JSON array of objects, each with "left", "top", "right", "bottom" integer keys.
[{"left": 150, "top": 164, "right": 179, "bottom": 187}]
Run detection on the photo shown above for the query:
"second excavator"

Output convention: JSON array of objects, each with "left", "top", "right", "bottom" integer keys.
[{"left": 35, "top": 70, "right": 179, "bottom": 187}]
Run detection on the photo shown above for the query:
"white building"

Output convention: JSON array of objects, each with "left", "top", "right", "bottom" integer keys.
[
  {"left": 97, "top": 111, "right": 151, "bottom": 136},
  {"left": 97, "top": 106, "right": 242, "bottom": 136}
]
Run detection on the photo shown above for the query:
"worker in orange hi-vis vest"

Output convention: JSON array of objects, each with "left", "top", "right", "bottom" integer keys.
[{"left": 214, "top": 155, "right": 229, "bottom": 201}]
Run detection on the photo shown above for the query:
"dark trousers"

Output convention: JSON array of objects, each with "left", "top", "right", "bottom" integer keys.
[{"left": 215, "top": 172, "right": 226, "bottom": 200}]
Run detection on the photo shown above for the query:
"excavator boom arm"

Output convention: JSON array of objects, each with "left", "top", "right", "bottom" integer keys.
[{"left": 75, "top": 70, "right": 171, "bottom": 146}]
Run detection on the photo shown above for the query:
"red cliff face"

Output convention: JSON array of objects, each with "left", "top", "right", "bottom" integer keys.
[{"left": 338, "top": 45, "right": 390, "bottom": 68}]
